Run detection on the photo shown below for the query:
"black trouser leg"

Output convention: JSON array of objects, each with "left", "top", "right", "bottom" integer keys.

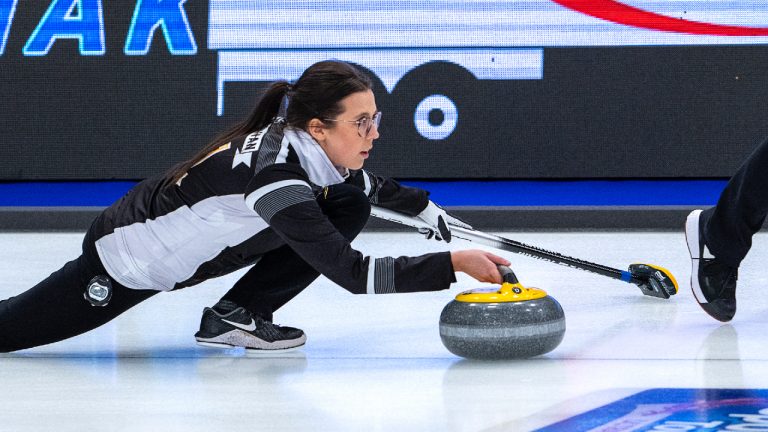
[
  {"left": 220, "top": 184, "right": 371, "bottom": 320},
  {"left": 0, "top": 255, "right": 157, "bottom": 352},
  {"left": 703, "top": 136, "right": 768, "bottom": 268}
]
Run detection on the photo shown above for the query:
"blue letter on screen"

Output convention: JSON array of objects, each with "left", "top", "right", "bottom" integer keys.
[
  {"left": 124, "top": 0, "right": 196, "bottom": 55},
  {"left": 23, "top": 0, "right": 105, "bottom": 56},
  {"left": 1, "top": 0, "right": 19, "bottom": 55}
]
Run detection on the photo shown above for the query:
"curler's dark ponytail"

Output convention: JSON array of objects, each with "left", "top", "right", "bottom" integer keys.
[
  {"left": 164, "top": 61, "right": 371, "bottom": 187},
  {"left": 164, "top": 81, "right": 290, "bottom": 187}
]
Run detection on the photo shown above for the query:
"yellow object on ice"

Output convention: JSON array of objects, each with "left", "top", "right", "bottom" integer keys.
[
  {"left": 634, "top": 262, "right": 679, "bottom": 295},
  {"left": 646, "top": 263, "right": 679, "bottom": 294},
  {"left": 455, "top": 282, "right": 548, "bottom": 303}
]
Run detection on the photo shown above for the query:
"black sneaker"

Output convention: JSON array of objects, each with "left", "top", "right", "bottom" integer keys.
[
  {"left": 195, "top": 300, "right": 306, "bottom": 351},
  {"left": 685, "top": 209, "right": 738, "bottom": 322}
]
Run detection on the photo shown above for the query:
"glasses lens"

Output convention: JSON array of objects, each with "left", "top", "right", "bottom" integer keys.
[
  {"left": 357, "top": 118, "right": 369, "bottom": 137},
  {"left": 360, "top": 112, "right": 382, "bottom": 137}
]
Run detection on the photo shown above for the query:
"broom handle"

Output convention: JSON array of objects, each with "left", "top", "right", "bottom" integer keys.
[{"left": 370, "top": 206, "right": 633, "bottom": 283}]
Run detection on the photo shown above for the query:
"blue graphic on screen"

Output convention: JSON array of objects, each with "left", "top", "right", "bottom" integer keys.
[
  {"left": 10, "top": 0, "right": 195, "bottom": 56},
  {"left": 124, "top": 0, "right": 196, "bottom": 55},
  {"left": 0, "top": 0, "right": 18, "bottom": 55},
  {"left": 537, "top": 388, "right": 768, "bottom": 432},
  {"left": 23, "top": 0, "right": 105, "bottom": 56}
]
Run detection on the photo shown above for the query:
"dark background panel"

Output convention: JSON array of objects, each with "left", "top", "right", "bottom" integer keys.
[
  {"left": 223, "top": 47, "right": 768, "bottom": 179},
  {"left": 366, "top": 62, "right": 492, "bottom": 179},
  {"left": 1, "top": 1, "right": 768, "bottom": 180},
  {"left": 0, "top": 0, "right": 223, "bottom": 180},
  {"left": 491, "top": 46, "right": 768, "bottom": 179}
]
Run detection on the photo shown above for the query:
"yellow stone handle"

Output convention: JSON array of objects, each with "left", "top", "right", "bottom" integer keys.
[{"left": 455, "top": 282, "right": 548, "bottom": 303}]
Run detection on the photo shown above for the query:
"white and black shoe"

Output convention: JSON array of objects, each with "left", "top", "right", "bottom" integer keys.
[
  {"left": 195, "top": 300, "right": 306, "bottom": 351},
  {"left": 685, "top": 210, "right": 738, "bottom": 322}
]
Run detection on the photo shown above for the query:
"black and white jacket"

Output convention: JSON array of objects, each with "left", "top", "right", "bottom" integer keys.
[{"left": 89, "top": 120, "right": 455, "bottom": 294}]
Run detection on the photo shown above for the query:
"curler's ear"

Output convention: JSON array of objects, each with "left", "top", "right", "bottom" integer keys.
[{"left": 307, "top": 119, "right": 326, "bottom": 142}]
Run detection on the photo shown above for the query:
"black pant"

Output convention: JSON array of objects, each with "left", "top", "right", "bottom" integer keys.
[
  {"left": 0, "top": 237, "right": 157, "bottom": 352},
  {"left": 0, "top": 184, "right": 370, "bottom": 352},
  {"left": 220, "top": 184, "right": 371, "bottom": 321},
  {"left": 703, "top": 136, "right": 768, "bottom": 268}
]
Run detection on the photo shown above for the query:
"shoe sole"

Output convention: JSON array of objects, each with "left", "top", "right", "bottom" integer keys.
[
  {"left": 196, "top": 330, "right": 307, "bottom": 351},
  {"left": 685, "top": 209, "right": 709, "bottom": 305},
  {"left": 196, "top": 341, "right": 306, "bottom": 354},
  {"left": 244, "top": 344, "right": 305, "bottom": 355}
]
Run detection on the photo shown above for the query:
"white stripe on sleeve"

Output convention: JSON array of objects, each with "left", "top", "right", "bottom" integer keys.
[{"left": 244, "top": 179, "right": 310, "bottom": 211}]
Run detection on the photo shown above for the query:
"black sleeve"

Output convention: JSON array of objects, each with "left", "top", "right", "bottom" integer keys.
[
  {"left": 345, "top": 169, "right": 429, "bottom": 216},
  {"left": 245, "top": 164, "right": 456, "bottom": 295}
]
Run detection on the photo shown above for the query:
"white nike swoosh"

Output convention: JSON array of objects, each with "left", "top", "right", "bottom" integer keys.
[{"left": 222, "top": 318, "right": 257, "bottom": 332}]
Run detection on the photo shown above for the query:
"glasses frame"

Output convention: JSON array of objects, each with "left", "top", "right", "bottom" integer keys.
[{"left": 322, "top": 111, "right": 382, "bottom": 138}]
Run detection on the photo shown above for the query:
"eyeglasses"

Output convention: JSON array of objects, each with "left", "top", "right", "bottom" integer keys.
[{"left": 322, "top": 111, "right": 381, "bottom": 138}]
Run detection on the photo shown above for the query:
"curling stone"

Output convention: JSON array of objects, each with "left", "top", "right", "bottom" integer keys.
[{"left": 439, "top": 266, "right": 565, "bottom": 360}]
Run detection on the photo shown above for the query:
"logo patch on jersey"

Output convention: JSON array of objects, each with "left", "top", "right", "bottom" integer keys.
[
  {"left": 242, "top": 127, "right": 268, "bottom": 153},
  {"left": 232, "top": 148, "right": 253, "bottom": 169}
]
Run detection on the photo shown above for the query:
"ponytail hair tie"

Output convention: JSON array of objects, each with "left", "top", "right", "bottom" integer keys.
[{"left": 278, "top": 85, "right": 291, "bottom": 117}]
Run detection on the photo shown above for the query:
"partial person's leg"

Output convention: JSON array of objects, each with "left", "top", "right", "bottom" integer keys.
[
  {"left": 685, "top": 136, "right": 768, "bottom": 321},
  {"left": 195, "top": 184, "right": 370, "bottom": 351},
  {"left": 703, "top": 136, "right": 768, "bottom": 267},
  {"left": 0, "top": 256, "right": 157, "bottom": 352}
]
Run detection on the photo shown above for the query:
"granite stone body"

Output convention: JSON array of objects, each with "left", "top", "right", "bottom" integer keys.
[{"left": 439, "top": 295, "right": 566, "bottom": 360}]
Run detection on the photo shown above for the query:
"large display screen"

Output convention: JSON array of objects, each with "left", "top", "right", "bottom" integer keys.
[{"left": 2, "top": 0, "right": 768, "bottom": 180}]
